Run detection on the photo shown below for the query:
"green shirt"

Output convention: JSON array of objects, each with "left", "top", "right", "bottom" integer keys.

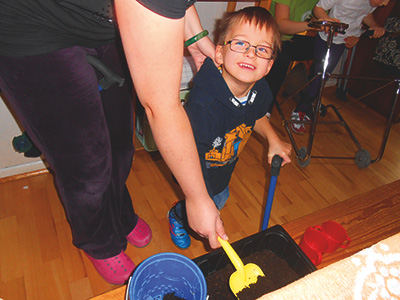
[{"left": 270, "top": 0, "right": 319, "bottom": 40}]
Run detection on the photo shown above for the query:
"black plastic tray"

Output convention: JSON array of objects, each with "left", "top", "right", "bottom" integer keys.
[{"left": 192, "top": 225, "right": 316, "bottom": 280}]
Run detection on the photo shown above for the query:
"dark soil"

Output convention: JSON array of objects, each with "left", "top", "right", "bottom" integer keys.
[
  {"left": 163, "top": 292, "right": 186, "bottom": 300},
  {"left": 206, "top": 250, "right": 299, "bottom": 300},
  {"left": 162, "top": 250, "right": 299, "bottom": 300}
]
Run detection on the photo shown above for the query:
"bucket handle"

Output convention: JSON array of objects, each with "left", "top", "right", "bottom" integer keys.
[{"left": 125, "top": 276, "right": 132, "bottom": 300}]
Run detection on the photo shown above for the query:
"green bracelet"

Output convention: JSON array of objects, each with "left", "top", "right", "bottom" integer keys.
[{"left": 184, "top": 30, "right": 209, "bottom": 47}]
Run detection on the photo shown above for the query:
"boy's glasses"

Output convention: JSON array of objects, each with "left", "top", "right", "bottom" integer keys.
[{"left": 224, "top": 39, "right": 275, "bottom": 60}]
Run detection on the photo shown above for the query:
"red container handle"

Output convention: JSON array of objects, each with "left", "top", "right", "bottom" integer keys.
[
  {"left": 313, "top": 225, "right": 324, "bottom": 232},
  {"left": 340, "top": 236, "right": 351, "bottom": 249}
]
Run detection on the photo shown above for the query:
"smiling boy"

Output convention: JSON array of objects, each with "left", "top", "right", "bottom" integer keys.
[{"left": 168, "top": 6, "right": 292, "bottom": 249}]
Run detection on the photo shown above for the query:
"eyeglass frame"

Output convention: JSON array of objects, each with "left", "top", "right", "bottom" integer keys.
[{"left": 223, "top": 39, "right": 276, "bottom": 60}]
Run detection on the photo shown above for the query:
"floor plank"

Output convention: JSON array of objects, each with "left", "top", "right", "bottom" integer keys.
[{"left": 0, "top": 87, "right": 399, "bottom": 299}]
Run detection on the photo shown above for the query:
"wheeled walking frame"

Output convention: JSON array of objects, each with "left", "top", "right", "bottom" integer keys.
[{"left": 275, "top": 20, "right": 399, "bottom": 168}]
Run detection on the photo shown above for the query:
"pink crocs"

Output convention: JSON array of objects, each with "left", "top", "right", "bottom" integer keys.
[
  {"left": 126, "top": 217, "right": 152, "bottom": 248},
  {"left": 85, "top": 251, "right": 135, "bottom": 285}
]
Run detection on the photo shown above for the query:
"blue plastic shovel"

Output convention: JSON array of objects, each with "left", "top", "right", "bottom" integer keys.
[{"left": 261, "top": 155, "right": 283, "bottom": 231}]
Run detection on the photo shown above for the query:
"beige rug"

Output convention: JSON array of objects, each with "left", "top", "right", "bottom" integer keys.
[{"left": 257, "top": 233, "right": 400, "bottom": 300}]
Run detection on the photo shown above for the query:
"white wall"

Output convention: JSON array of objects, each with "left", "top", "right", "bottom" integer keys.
[
  {"left": 195, "top": 1, "right": 256, "bottom": 42},
  {"left": 0, "top": 94, "right": 46, "bottom": 178},
  {"left": 195, "top": 2, "right": 227, "bottom": 42}
]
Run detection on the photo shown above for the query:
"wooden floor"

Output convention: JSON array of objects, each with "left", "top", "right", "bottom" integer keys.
[{"left": 1, "top": 87, "right": 399, "bottom": 300}]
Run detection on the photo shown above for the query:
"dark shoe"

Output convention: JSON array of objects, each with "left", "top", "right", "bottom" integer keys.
[{"left": 168, "top": 203, "right": 191, "bottom": 249}]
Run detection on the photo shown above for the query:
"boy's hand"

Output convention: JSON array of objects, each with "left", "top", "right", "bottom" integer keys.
[
  {"left": 344, "top": 36, "right": 360, "bottom": 48},
  {"left": 186, "top": 195, "right": 228, "bottom": 249},
  {"left": 268, "top": 140, "right": 292, "bottom": 166}
]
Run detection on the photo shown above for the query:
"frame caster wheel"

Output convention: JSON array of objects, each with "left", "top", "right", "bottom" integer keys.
[
  {"left": 297, "top": 147, "right": 311, "bottom": 168},
  {"left": 355, "top": 149, "right": 371, "bottom": 169},
  {"left": 320, "top": 104, "right": 327, "bottom": 117}
]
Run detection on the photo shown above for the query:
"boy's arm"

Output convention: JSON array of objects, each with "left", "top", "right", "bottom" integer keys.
[
  {"left": 253, "top": 116, "right": 292, "bottom": 166},
  {"left": 363, "top": 13, "right": 386, "bottom": 39}
]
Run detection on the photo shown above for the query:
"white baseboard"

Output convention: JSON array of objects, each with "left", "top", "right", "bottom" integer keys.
[{"left": 0, "top": 160, "right": 47, "bottom": 179}]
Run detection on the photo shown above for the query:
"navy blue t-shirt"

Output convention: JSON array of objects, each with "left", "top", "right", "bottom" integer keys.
[{"left": 186, "top": 58, "right": 272, "bottom": 196}]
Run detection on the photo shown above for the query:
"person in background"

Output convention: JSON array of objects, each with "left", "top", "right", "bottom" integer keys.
[
  {"left": 166, "top": 6, "right": 292, "bottom": 249},
  {"left": 0, "top": 0, "right": 219, "bottom": 285},
  {"left": 265, "top": 0, "right": 322, "bottom": 134},
  {"left": 290, "top": 0, "right": 389, "bottom": 134}
]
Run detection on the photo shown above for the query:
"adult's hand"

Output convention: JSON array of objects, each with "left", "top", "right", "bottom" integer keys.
[
  {"left": 187, "top": 37, "right": 215, "bottom": 70},
  {"left": 186, "top": 195, "right": 228, "bottom": 249}
]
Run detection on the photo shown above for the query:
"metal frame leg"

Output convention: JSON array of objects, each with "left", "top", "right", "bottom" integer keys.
[{"left": 274, "top": 22, "right": 399, "bottom": 168}]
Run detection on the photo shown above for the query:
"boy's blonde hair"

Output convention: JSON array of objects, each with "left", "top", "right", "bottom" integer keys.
[{"left": 214, "top": 6, "right": 281, "bottom": 58}]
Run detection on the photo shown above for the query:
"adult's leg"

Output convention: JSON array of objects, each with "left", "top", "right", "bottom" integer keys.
[
  {"left": 0, "top": 43, "right": 136, "bottom": 259},
  {"left": 94, "top": 42, "right": 138, "bottom": 239}
]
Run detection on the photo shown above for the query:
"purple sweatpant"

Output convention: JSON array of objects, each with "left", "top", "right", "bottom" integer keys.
[{"left": 0, "top": 42, "right": 138, "bottom": 259}]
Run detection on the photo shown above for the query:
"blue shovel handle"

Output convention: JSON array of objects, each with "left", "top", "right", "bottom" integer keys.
[{"left": 262, "top": 155, "right": 283, "bottom": 231}]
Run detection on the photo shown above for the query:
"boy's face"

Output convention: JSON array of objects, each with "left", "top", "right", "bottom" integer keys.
[
  {"left": 215, "top": 21, "right": 274, "bottom": 93},
  {"left": 369, "top": 0, "right": 389, "bottom": 7}
]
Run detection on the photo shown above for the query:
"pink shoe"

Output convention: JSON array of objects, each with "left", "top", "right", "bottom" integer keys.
[
  {"left": 85, "top": 251, "right": 135, "bottom": 285},
  {"left": 126, "top": 217, "right": 152, "bottom": 248}
]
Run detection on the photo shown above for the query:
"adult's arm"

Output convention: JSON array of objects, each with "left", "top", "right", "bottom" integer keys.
[
  {"left": 115, "top": 0, "right": 227, "bottom": 249},
  {"left": 184, "top": 5, "right": 216, "bottom": 69}
]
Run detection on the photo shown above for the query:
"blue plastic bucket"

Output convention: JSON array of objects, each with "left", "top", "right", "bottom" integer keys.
[{"left": 127, "top": 252, "right": 207, "bottom": 300}]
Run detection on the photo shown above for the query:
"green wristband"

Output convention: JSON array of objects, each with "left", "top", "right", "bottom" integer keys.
[{"left": 184, "top": 30, "right": 209, "bottom": 47}]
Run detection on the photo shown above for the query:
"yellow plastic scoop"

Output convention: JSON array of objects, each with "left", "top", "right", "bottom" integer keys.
[{"left": 218, "top": 237, "right": 265, "bottom": 297}]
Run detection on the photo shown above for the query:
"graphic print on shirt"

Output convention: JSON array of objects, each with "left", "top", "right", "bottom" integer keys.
[{"left": 205, "top": 123, "right": 252, "bottom": 168}]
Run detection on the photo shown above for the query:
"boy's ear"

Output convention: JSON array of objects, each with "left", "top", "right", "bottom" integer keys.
[
  {"left": 264, "top": 60, "right": 274, "bottom": 76},
  {"left": 215, "top": 45, "right": 224, "bottom": 66}
]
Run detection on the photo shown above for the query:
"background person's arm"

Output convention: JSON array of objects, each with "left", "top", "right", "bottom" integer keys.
[
  {"left": 313, "top": 5, "right": 340, "bottom": 23},
  {"left": 363, "top": 13, "right": 385, "bottom": 39},
  {"left": 115, "top": 0, "right": 227, "bottom": 249},
  {"left": 274, "top": 3, "right": 310, "bottom": 35}
]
